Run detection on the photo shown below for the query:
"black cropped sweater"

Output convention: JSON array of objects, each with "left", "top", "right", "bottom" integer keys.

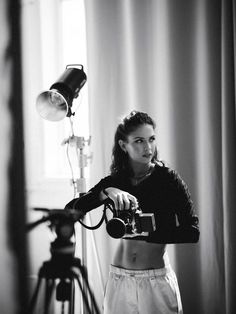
[{"left": 66, "top": 164, "right": 200, "bottom": 244}]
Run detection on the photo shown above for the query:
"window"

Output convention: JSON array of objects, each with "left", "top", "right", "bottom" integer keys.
[{"left": 22, "top": 0, "right": 89, "bottom": 208}]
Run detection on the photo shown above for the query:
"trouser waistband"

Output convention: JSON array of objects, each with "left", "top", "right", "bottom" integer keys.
[{"left": 109, "top": 264, "right": 172, "bottom": 277}]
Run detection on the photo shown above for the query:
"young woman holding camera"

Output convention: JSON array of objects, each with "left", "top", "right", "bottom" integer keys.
[{"left": 66, "top": 111, "right": 199, "bottom": 314}]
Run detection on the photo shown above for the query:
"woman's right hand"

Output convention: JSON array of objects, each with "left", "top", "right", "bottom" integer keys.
[{"left": 102, "top": 187, "right": 138, "bottom": 210}]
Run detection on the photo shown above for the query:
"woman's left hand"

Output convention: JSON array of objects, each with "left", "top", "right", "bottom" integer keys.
[{"left": 103, "top": 187, "right": 138, "bottom": 211}]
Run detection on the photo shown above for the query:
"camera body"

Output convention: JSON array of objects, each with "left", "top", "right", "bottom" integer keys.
[{"left": 106, "top": 206, "right": 156, "bottom": 239}]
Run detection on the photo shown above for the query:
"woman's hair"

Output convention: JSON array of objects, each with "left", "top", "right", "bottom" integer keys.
[{"left": 110, "top": 110, "right": 159, "bottom": 176}]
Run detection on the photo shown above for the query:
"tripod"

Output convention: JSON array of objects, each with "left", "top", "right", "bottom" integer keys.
[
  {"left": 27, "top": 210, "right": 101, "bottom": 314},
  {"left": 28, "top": 249, "right": 100, "bottom": 314}
]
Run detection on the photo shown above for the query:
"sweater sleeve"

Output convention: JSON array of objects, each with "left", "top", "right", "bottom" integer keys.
[
  {"left": 147, "top": 170, "right": 200, "bottom": 244},
  {"left": 65, "top": 176, "right": 115, "bottom": 213},
  {"left": 146, "top": 215, "right": 200, "bottom": 244}
]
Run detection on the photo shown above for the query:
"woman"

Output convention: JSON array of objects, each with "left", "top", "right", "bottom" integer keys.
[{"left": 66, "top": 111, "right": 199, "bottom": 314}]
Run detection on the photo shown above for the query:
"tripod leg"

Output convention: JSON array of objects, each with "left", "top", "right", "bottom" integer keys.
[
  {"left": 27, "top": 277, "right": 42, "bottom": 314},
  {"left": 28, "top": 275, "right": 43, "bottom": 313},
  {"left": 74, "top": 274, "right": 93, "bottom": 314},
  {"left": 68, "top": 279, "right": 75, "bottom": 314},
  {"left": 44, "top": 278, "right": 55, "bottom": 314},
  {"left": 79, "top": 268, "right": 101, "bottom": 314}
]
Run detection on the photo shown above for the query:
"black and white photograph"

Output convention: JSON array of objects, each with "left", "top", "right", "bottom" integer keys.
[{"left": 0, "top": 1, "right": 235, "bottom": 313}]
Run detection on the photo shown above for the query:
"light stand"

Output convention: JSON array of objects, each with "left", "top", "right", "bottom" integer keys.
[
  {"left": 62, "top": 133, "right": 92, "bottom": 314},
  {"left": 32, "top": 65, "right": 100, "bottom": 313}
]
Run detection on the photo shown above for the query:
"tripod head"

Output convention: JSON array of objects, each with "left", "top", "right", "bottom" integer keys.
[{"left": 27, "top": 208, "right": 83, "bottom": 262}]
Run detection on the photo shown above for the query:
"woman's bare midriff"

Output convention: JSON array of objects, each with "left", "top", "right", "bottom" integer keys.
[{"left": 112, "top": 239, "right": 168, "bottom": 270}]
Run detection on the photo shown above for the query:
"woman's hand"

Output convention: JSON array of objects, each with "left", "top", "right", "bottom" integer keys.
[{"left": 103, "top": 187, "right": 138, "bottom": 210}]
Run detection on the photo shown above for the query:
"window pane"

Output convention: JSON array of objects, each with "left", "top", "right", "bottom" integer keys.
[{"left": 43, "top": 0, "right": 89, "bottom": 179}]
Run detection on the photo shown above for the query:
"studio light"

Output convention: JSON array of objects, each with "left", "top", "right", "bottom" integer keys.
[{"left": 36, "top": 65, "right": 87, "bottom": 121}]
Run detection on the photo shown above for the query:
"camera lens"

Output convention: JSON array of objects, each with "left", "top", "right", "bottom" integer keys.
[{"left": 106, "top": 218, "right": 126, "bottom": 238}]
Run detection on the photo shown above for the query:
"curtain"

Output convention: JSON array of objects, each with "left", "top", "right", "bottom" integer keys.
[
  {"left": 83, "top": 0, "right": 236, "bottom": 313},
  {"left": 0, "top": 0, "right": 29, "bottom": 313},
  {"left": 221, "top": 1, "right": 236, "bottom": 313},
  {"left": 0, "top": 1, "right": 15, "bottom": 313}
]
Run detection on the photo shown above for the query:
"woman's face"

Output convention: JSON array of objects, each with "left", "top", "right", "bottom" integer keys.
[{"left": 119, "top": 124, "right": 156, "bottom": 167}]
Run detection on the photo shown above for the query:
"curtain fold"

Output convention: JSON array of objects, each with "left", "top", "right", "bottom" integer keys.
[
  {"left": 0, "top": 1, "right": 29, "bottom": 313},
  {"left": 84, "top": 0, "right": 236, "bottom": 313},
  {"left": 0, "top": 1, "right": 16, "bottom": 313},
  {"left": 221, "top": 1, "right": 236, "bottom": 313}
]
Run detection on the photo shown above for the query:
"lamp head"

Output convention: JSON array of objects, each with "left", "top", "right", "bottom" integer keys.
[{"left": 36, "top": 65, "right": 87, "bottom": 121}]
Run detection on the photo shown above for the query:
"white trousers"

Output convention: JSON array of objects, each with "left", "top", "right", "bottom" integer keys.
[{"left": 103, "top": 265, "right": 183, "bottom": 314}]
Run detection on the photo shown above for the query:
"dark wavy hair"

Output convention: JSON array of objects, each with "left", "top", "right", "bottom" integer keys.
[{"left": 110, "top": 110, "right": 159, "bottom": 176}]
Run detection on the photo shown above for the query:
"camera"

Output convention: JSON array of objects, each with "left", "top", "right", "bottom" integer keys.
[{"left": 105, "top": 204, "right": 156, "bottom": 239}]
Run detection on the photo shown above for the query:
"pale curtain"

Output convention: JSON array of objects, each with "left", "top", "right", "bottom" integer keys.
[
  {"left": 0, "top": 1, "right": 15, "bottom": 313},
  {"left": 83, "top": 0, "right": 236, "bottom": 313},
  {"left": 0, "top": 1, "right": 29, "bottom": 313}
]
